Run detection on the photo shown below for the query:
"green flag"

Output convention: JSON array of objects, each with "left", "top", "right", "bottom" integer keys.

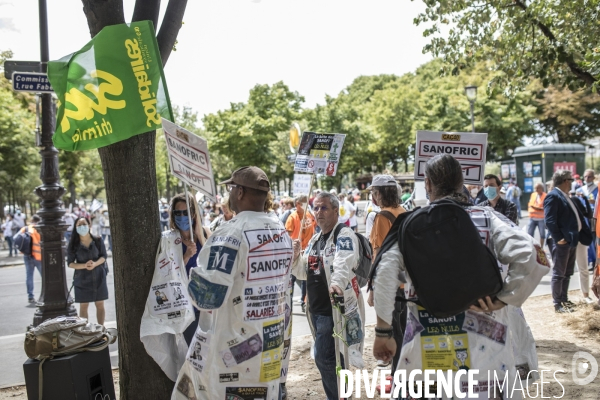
[{"left": 48, "top": 21, "right": 173, "bottom": 151}]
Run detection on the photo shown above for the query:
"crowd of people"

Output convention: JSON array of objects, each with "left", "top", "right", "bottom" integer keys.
[{"left": 2, "top": 159, "right": 600, "bottom": 400}]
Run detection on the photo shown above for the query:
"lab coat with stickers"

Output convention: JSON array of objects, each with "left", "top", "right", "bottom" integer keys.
[
  {"left": 373, "top": 207, "right": 549, "bottom": 400},
  {"left": 172, "top": 211, "right": 294, "bottom": 400},
  {"left": 293, "top": 225, "right": 366, "bottom": 368}
]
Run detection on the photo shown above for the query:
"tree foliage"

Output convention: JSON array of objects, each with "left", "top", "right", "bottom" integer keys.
[
  {"left": 413, "top": 0, "right": 600, "bottom": 92},
  {"left": 0, "top": 50, "right": 40, "bottom": 216},
  {"left": 204, "top": 81, "right": 304, "bottom": 182}
]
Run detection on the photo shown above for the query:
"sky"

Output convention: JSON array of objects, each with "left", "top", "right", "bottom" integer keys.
[{"left": 0, "top": 0, "right": 432, "bottom": 125}]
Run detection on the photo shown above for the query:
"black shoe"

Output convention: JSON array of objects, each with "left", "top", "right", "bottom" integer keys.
[
  {"left": 563, "top": 300, "right": 577, "bottom": 308},
  {"left": 555, "top": 305, "right": 571, "bottom": 313},
  {"left": 301, "top": 303, "right": 306, "bottom": 313},
  {"left": 28, "top": 298, "right": 35, "bottom": 304}
]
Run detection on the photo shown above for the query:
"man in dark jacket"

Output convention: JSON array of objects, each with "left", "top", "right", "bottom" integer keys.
[{"left": 544, "top": 170, "right": 593, "bottom": 313}]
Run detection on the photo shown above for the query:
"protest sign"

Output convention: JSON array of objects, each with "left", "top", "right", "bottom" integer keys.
[
  {"left": 293, "top": 174, "right": 312, "bottom": 196},
  {"left": 415, "top": 131, "right": 488, "bottom": 185},
  {"left": 294, "top": 132, "right": 346, "bottom": 176},
  {"left": 162, "top": 119, "right": 216, "bottom": 201},
  {"left": 48, "top": 21, "right": 173, "bottom": 151}
]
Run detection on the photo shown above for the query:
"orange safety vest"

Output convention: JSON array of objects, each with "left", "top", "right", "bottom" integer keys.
[
  {"left": 21, "top": 225, "right": 42, "bottom": 261},
  {"left": 527, "top": 192, "right": 546, "bottom": 220}
]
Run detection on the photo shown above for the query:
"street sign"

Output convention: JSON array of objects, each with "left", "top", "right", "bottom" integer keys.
[
  {"left": 11, "top": 72, "right": 53, "bottom": 93},
  {"left": 3, "top": 60, "right": 41, "bottom": 79}
]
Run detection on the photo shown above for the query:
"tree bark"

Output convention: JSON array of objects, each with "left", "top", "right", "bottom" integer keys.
[{"left": 80, "top": 1, "right": 187, "bottom": 398}]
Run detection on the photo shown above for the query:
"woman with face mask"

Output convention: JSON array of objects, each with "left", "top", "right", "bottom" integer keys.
[
  {"left": 167, "top": 193, "right": 211, "bottom": 345},
  {"left": 67, "top": 216, "right": 109, "bottom": 324}
]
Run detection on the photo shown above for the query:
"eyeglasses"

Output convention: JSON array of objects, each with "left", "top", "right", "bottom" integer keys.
[
  {"left": 226, "top": 184, "right": 243, "bottom": 192},
  {"left": 173, "top": 210, "right": 188, "bottom": 217},
  {"left": 313, "top": 206, "right": 330, "bottom": 213},
  {"left": 584, "top": 175, "right": 593, "bottom": 179}
]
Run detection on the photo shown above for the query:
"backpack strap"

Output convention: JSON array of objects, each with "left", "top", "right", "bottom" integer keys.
[
  {"left": 331, "top": 223, "right": 345, "bottom": 246},
  {"left": 367, "top": 210, "right": 415, "bottom": 290},
  {"left": 376, "top": 210, "right": 397, "bottom": 225}
]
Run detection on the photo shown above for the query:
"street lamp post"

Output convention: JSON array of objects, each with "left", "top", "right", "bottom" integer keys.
[
  {"left": 465, "top": 85, "right": 477, "bottom": 133},
  {"left": 33, "top": 0, "right": 77, "bottom": 326}
]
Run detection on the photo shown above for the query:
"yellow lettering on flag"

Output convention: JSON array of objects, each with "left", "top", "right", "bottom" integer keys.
[{"left": 60, "top": 70, "right": 126, "bottom": 132}]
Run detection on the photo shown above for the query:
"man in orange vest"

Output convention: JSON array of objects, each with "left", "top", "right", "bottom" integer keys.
[
  {"left": 527, "top": 182, "right": 547, "bottom": 247},
  {"left": 17, "top": 214, "right": 42, "bottom": 303}
]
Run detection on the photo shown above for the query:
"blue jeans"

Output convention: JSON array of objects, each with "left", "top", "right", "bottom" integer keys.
[
  {"left": 24, "top": 255, "right": 42, "bottom": 299},
  {"left": 527, "top": 218, "right": 546, "bottom": 239},
  {"left": 310, "top": 313, "right": 345, "bottom": 400},
  {"left": 5, "top": 236, "right": 14, "bottom": 256},
  {"left": 550, "top": 242, "right": 577, "bottom": 306}
]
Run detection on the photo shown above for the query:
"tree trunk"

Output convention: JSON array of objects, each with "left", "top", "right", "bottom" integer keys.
[
  {"left": 98, "top": 133, "right": 172, "bottom": 399},
  {"left": 80, "top": 0, "right": 187, "bottom": 398}
]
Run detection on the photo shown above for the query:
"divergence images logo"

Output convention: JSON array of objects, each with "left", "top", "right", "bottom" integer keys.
[
  {"left": 572, "top": 351, "right": 598, "bottom": 386},
  {"left": 60, "top": 69, "right": 126, "bottom": 132}
]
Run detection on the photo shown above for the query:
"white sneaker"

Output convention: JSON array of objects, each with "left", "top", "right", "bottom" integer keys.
[{"left": 583, "top": 297, "right": 595, "bottom": 304}]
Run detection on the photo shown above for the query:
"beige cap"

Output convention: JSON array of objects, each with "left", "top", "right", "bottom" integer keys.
[{"left": 219, "top": 166, "right": 270, "bottom": 192}]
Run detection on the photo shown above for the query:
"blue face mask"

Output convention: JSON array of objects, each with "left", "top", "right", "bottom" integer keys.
[
  {"left": 484, "top": 186, "right": 498, "bottom": 200},
  {"left": 76, "top": 225, "right": 89, "bottom": 236},
  {"left": 175, "top": 216, "right": 190, "bottom": 231}
]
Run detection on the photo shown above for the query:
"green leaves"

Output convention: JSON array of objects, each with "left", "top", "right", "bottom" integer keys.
[{"left": 414, "top": 0, "right": 599, "bottom": 90}]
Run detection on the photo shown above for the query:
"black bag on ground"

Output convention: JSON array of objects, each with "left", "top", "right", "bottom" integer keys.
[
  {"left": 370, "top": 199, "right": 503, "bottom": 318},
  {"left": 332, "top": 223, "right": 372, "bottom": 288}
]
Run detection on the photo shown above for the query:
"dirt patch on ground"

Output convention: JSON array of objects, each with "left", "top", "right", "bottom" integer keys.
[{"left": 2, "top": 291, "right": 598, "bottom": 400}]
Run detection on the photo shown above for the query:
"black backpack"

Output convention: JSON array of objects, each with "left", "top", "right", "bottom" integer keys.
[
  {"left": 13, "top": 227, "right": 33, "bottom": 256},
  {"left": 370, "top": 199, "right": 503, "bottom": 318},
  {"left": 332, "top": 224, "right": 372, "bottom": 288}
]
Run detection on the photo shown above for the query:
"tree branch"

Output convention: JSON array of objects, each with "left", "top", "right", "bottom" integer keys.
[
  {"left": 512, "top": 0, "right": 596, "bottom": 86},
  {"left": 156, "top": 0, "right": 188, "bottom": 67},
  {"left": 132, "top": 0, "right": 161, "bottom": 28},
  {"left": 81, "top": 0, "right": 125, "bottom": 37}
]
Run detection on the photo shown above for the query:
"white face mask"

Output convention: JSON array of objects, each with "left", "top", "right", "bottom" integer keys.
[{"left": 470, "top": 189, "right": 478, "bottom": 198}]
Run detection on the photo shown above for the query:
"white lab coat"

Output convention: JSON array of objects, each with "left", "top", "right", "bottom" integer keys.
[
  {"left": 172, "top": 211, "right": 294, "bottom": 400},
  {"left": 374, "top": 206, "right": 549, "bottom": 400},
  {"left": 293, "top": 225, "right": 366, "bottom": 368}
]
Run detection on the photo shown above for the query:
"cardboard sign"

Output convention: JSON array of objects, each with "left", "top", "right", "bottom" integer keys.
[
  {"left": 293, "top": 174, "right": 312, "bottom": 196},
  {"left": 162, "top": 118, "right": 216, "bottom": 200},
  {"left": 415, "top": 131, "right": 488, "bottom": 185},
  {"left": 294, "top": 132, "right": 346, "bottom": 176}
]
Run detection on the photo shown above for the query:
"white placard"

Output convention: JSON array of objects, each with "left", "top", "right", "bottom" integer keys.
[
  {"left": 162, "top": 118, "right": 216, "bottom": 201},
  {"left": 415, "top": 131, "right": 488, "bottom": 185},
  {"left": 293, "top": 174, "right": 312, "bottom": 196},
  {"left": 293, "top": 132, "right": 346, "bottom": 176}
]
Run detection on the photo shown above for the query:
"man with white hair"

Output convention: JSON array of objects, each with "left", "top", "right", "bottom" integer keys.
[{"left": 544, "top": 170, "right": 593, "bottom": 313}]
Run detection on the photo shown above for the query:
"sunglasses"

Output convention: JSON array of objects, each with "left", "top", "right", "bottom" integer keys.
[{"left": 173, "top": 210, "right": 189, "bottom": 217}]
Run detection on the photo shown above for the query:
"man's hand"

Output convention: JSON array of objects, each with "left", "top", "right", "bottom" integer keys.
[
  {"left": 292, "top": 239, "right": 301, "bottom": 261},
  {"left": 329, "top": 285, "right": 343, "bottom": 305},
  {"left": 558, "top": 239, "right": 568, "bottom": 245},
  {"left": 367, "top": 290, "right": 374, "bottom": 307},
  {"left": 373, "top": 336, "right": 396, "bottom": 363},
  {"left": 469, "top": 296, "right": 506, "bottom": 313}
]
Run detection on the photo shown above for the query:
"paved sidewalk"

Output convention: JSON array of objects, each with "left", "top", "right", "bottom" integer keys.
[{"left": 0, "top": 248, "right": 25, "bottom": 268}]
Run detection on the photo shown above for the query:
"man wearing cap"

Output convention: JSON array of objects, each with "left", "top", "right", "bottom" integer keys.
[{"left": 173, "top": 166, "right": 301, "bottom": 400}]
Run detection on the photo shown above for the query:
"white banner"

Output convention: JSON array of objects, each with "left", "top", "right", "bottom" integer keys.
[
  {"left": 415, "top": 131, "right": 488, "bottom": 185},
  {"left": 293, "top": 174, "right": 312, "bottom": 196},
  {"left": 162, "top": 118, "right": 216, "bottom": 201}
]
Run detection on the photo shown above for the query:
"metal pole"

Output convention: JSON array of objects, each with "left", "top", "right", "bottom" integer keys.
[
  {"left": 33, "top": 0, "right": 77, "bottom": 326},
  {"left": 470, "top": 101, "right": 475, "bottom": 133},
  {"left": 184, "top": 183, "right": 194, "bottom": 242}
]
